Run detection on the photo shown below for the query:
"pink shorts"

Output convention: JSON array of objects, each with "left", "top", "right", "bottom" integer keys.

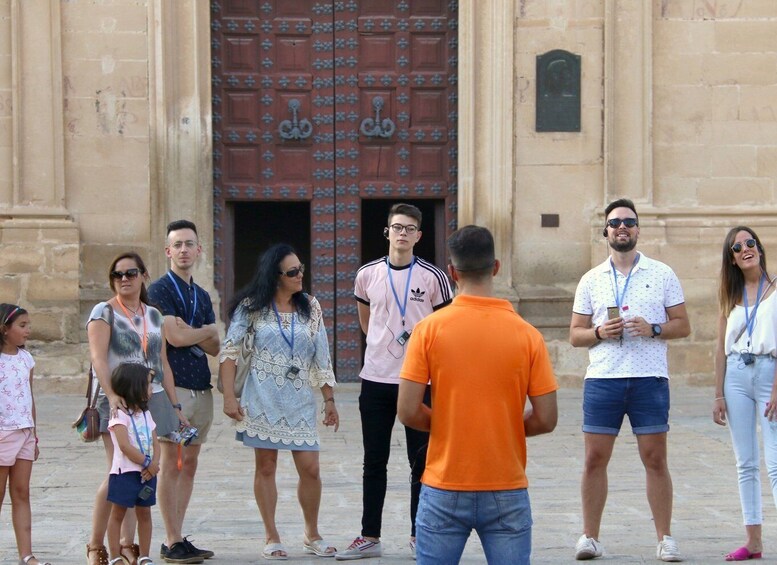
[{"left": 0, "top": 428, "right": 36, "bottom": 465}]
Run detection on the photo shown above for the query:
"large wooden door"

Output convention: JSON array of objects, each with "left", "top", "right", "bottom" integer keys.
[{"left": 211, "top": 0, "right": 458, "bottom": 380}]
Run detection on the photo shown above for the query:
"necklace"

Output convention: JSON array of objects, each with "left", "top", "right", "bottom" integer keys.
[
  {"left": 125, "top": 302, "right": 142, "bottom": 317},
  {"left": 115, "top": 296, "right": 148, "bottom": 358}
]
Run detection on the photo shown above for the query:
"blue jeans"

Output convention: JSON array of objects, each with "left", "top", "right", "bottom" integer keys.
[
  {"left": 415, "top": 485, "right": 532, "bottom": 565},
  {"left": 725, "top": 354, "right": 777, "bottom": 525}
]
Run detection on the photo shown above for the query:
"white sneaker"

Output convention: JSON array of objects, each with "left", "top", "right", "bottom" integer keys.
[
  {"left": 335, "top": 537, "right": 382, "bottom": 561},
  {"left": 657, "top": 535, "right": 683, "bottom": 562},
  {"left": 575, "top": 534, "right": 603, "bottom": 560}
]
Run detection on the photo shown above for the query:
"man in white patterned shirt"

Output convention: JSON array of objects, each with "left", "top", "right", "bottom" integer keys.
[{"left": 569, "top": 198, "right": 691, "bottom": 562}]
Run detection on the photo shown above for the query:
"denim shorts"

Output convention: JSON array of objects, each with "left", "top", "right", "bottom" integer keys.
[
  {"left": 107, "top": 471, "right": 156, "bottom": 508},
  {"left": 582, "top": 377, "right": 670, "bottom": 435}
]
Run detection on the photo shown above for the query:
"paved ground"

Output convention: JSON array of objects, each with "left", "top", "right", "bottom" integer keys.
[{"left": 2, "top": 384, "right": 777, "bottom": 564}]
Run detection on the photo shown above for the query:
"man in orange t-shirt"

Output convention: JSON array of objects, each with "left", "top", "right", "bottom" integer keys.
[{"left": 398, "top": 225, "right": 558, "bottom": 565}]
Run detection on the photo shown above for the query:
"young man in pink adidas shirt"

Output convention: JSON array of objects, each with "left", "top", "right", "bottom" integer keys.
[{"left": 336, "top": 203, "right": 452, "bottom": 561}]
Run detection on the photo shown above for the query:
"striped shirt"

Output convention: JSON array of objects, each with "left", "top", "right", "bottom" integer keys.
[{"left": 354, "top": 255, "right": 452, "bottom": 384}]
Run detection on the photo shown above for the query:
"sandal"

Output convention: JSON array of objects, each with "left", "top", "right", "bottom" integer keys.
[
  {"left": 108, "top": 559, "right": 129, "bottom": 565},
  {"left": 303, "top": 538, "right": 336, "bottom": 557},
  {"left": 262, "top": 542, "right": 289, "bottom": 561},
  {"left": 137, "top": 558, "right": 155, "bottom": 565},
  {"left": 19, "top": 556, "right": 53, "bottom": 565},
  {"left": 725, "top": 546, "right": 763, "bottom": 561},
  {"left": 121, "top": 544, "right": 139, "bottom": 565},
  {"left": 86, "top": 544, "right": 109, "bottom": 565}
]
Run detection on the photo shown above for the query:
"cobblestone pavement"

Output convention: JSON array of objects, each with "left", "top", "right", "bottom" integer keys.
[{"left": 2, "top": 384, "right": 777, "bottom": 564}]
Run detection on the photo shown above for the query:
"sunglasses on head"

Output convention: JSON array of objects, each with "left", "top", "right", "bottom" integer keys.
[
  {"left": 279, "top": 264, "right": 305, "bottom": 278},
  {"left": 110, "top": 268, "right": 141, "bottom": 280},
  {"left": 731, "top": 239, "right": 757, "bottom": 254},
  {"left": 606, "top": 218, "right": 638, "bottom": 229}
]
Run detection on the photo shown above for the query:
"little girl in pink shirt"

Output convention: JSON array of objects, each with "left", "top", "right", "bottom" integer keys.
[{"left": 106, "top": 363, "right": 160, "bottom": 565}]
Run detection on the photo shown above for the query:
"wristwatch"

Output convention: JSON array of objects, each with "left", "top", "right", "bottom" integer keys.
[
  {"left": 173, "top": 403, "right": 182, "bottom": 410},
  {"left": 651, "top": 324, "right": 662, "bottom": 338}
]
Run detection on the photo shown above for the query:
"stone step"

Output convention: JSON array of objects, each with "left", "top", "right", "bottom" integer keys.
[{"left": 515, "top": 284, "right": 575, "bottom": 320}]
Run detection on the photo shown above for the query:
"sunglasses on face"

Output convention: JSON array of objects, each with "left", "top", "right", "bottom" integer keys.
[
  {"left": 731, "top": 239, "right": 757, "bottom": 254},
  {"left": 279, "top": 264, "right": 305, "bottom": 278},
  {"left": 606, "top": 218, "right": 638, "bottom": 229},
  {"left": 110, "top": 268, "right": 141, "bottom": 280}
]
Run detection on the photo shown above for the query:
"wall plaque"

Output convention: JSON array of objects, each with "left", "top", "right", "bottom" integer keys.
[{"left": 536, "top": 49, "right": 581, "bottom": 132}]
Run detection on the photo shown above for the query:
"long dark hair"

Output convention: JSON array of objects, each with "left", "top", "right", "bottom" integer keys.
[
  {"left": 719, "top": 226, "right": 768, "bottom": 317},
  {"left": 108, "top": 252, "right": 151, "bottom": 305},
  {"left": 0, "top": 303, "right": 28, "bottom": 349},
  {"left": 111, "top": 362, "right": 152, "bottom": 412},
  {"left": 228, "top": 243, "right": 310, "bottom": 320}
]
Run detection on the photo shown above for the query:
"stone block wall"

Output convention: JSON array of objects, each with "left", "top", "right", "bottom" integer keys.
[{"left": 654, "top": 0, "right": 777, "bottom": 209}]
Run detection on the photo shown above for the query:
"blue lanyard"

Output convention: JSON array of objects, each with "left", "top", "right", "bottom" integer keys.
[
  {"left": 129, "top": 410, "right": 150, "bottom": 456},
  {"left": 387, "top": 257, "right": 415, "bottom": 327},
  {"left": 610, "top": 255, "right": 639, "bottom": 311},
  {"left": 271, "top": 301, "right": 295, "bottom": 356},
  {"left": 743, "top": 275, "right": 766, "bottom": 343},
  {"left": 167, "top": 272, "right": 197, "bottom": 326}
]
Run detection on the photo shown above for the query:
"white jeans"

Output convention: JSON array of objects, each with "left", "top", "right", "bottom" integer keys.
[{"left": 725, "top": 354, "right": 777, "bottom": 525}]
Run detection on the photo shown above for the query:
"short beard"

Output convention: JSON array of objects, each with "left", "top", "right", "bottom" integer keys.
[{"left": 610, "top": 238, "right": 637, "bottom": 252}]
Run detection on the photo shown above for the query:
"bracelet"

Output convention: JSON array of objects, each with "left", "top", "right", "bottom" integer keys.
[
  {"left": 715, "top": 396, "right": 725, "bottom": 401},
  {"left": 172, "top": 403, "right": 182, "bottom": 410},
  {"left": 594, "top": 326, "right": 603, "bottom": 340},
  {"left": 324, "top": 397, "right": 335, "bottom": 403}
]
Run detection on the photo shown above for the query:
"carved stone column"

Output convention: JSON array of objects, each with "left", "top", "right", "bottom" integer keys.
[
  {"left": 458, "top": 0, "right": 516, "bottom": 296},
  {"left": 0, "top": 0, "right": 80, "bottom": 353},
  {"left": 604, "top": 0, "right": 652, "bottom": 204},
  {"left": 149, "top": 1, "right": 216, "bottom": 302}
]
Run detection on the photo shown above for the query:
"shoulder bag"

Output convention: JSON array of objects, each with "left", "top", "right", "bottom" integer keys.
[
  {"left": 72, "top": 304, "right": 113, "bottom": 442},
  {"left": 71, "top": 367, "right": 102, "bottom": 442}
]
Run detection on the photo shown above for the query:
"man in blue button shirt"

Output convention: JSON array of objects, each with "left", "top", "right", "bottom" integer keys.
[{"left": 148, "top": 220, "right": 220, "bottom": 564}]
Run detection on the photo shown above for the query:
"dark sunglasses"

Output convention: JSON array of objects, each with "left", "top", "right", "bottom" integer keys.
[
  {"left": 731, "top": 239, "right": 757, "bottom": 254},
  {"left": 606, "top": 218, "right": 638, "bottom": 229},
  {"left": 110, "top": 268, "right": 141, "bottom": 280},
  {"left": 279, "top": 264, "right": 305, "bottom": 278}
]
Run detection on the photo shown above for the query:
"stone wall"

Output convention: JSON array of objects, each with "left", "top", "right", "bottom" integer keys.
[{"left": 2, "top": 1, "right": 777, "bottom": 389}]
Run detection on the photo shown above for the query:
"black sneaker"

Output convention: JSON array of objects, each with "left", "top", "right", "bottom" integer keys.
[
  {"left": 160, "top": 543, "right": 169, "bottom": 559},
  {"left": 183, "top": 537, "right": 214, "bottom": 560},
  {"left": 163, "top": 541, "right": 204, "bottom": 564}
]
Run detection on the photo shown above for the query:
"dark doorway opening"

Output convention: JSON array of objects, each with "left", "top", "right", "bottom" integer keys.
[
  {"left": 360, "top": 199, "right": 447, "bottom": 268},
  {"left": 230, "top": 201, "right": 312, "bottom": 310}
]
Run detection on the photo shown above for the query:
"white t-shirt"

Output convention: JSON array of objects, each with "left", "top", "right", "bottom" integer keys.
[
  {"left": 0, "top": 348, "right": 35, "bottom": 430},
  {"left": 354, "top": 255, "right": 452, "bottom": 383},
  {"left": 724, "top": 289, "right": 777, "bottom": 356},
  {"left": 572, "top": 252, "right": 686, "bottom": 379}
]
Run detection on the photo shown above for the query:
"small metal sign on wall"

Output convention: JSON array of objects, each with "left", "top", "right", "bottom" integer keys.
[{"left": 536, "top": 49, "right": 581, "bottom": 132}]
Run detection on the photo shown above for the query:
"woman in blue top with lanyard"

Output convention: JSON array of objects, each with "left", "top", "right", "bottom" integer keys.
[
  {"left": 713, "top": 227, "right": 777, "bottom": 561},
  {"left": 219, "top": 243, "right": 339, "bottom": 560}
]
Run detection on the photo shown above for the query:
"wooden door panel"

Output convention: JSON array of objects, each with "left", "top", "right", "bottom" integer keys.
[
  {"left": 213, "top": 1, "right": 458, "bottom": 380},
  {"left": 212, "top": 0, "right": 335, "bottom": 329}
]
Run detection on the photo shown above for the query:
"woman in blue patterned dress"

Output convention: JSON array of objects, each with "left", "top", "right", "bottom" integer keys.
[{"left": 219, "top": 243, "right": 339, "bottom": 560}]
